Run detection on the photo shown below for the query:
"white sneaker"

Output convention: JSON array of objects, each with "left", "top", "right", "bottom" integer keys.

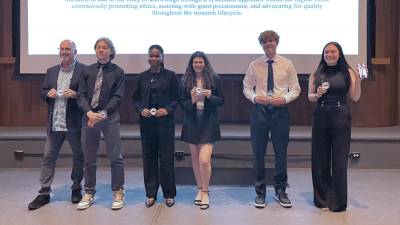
[
  {"left": 77, "top": 193, "right": 95, "bottom": 210},
  {"left": 111, "top": 189, "right": 125, "bottom": 210}
]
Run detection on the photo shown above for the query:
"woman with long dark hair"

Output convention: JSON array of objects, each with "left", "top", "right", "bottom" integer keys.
[
  {"left": 308, "top": 42, "right": 361, "bottom": 212},
  {"left": 179, "top": 51, "right": 224, "bottom": 210},
  {"left": 132, "top": 44, "right": 178, "bottom": 208}
]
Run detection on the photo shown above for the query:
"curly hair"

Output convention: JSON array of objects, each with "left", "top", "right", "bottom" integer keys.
[
  {"left": 182, "top": 51, "right": 216, "bottom": 92},
  {"left": 258, "top": 30, "right": 280, "bottom": 45}
]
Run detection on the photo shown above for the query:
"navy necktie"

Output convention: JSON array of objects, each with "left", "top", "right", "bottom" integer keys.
[{"left": 267, "top": 60, "right": 274, "bottom": 94}]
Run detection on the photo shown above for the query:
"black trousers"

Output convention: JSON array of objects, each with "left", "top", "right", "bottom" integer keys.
[
  {"left": 140, "top": 118, "right": 176, "bottom": 199},
  {"left": 250, "top": 104, "right": 290, "bottom": 195},
  {"left": 311, "top": 104, "right": 351, "bottom": 211}
]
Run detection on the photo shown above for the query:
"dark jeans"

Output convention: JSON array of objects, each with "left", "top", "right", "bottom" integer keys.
[
  {"left": 312, "top": 104, "right": 351, "bottom": 211},
  {"left": 140, "top": 117, "right": 176, "bottom": 199},
  {"left": 250, "top": 104, "right": 290, "bottom": 195},
  {"left": 39, "top": 130, "right": 84, "bottom": 194},
  {"left": 83, "top": 112, "right": 124, "bottom": 194}
]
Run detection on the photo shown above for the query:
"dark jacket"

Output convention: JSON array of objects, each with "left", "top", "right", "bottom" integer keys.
[
  {"left": 40, "top": 61, "right": 85, "bottom": 132},
  {"left": 179, "top": 74, "right": 224, "bottom": 127},
  {"left": 132, "top": 67, "right": 179, "bottom": 126},
  {"left": 77, "top": 61, "right": 125, "bottom": 116}
]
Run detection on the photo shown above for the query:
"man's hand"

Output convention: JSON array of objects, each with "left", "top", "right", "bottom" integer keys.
[
  {"left": 47, "top": 88, "right": 57, "bottom": 98},
  {"left": 254, "top": 95, "right": 270, "bottom": 105},
  {"left": 86, "top": 111, "right": 104, "bottom": 128},
  {"left": 269, "top": 97, "right": 286, "bottom": 106},
  {"left": 63, "top": 89, "right": 77, "bottom": 98}
]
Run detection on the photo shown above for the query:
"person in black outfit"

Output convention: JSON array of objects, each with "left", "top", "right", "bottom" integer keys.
[
  {"left": 77, "top": 37, "right": 126, "bottom": 210},
  {"left": 132, "top": 44, "right": 178, "bottom": 208},
  {"left": 179, "top": 51, "right": 224, "bottom": 210},
  {"left": 308, "top": 42, "right": 361, "bottom": 212},
  {"left": 28, "top": 39, "right": 85, "bottom": 210}
]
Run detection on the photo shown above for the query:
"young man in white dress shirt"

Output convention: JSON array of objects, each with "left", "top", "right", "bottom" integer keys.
[{"left": 243, "top": 30, "right": 301, "bottom": 209}]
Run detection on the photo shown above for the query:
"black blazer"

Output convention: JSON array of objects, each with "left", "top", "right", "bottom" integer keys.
[
  {"left": 40, "top": 61, "right": 85, "bottom": 132},
  {"left": 132, "top": 67, "right": 179, "bottom": 126},
  {"left": 78, "top": 61, "right": 125, "bottom": 116},
  {"left": 179, "top": 74, "right": 224, "bottom": 127}
]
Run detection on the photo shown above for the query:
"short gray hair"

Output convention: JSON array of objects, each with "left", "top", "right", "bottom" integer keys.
[{"left": 60, "top": 39, "right": 77, "bottom": 54}]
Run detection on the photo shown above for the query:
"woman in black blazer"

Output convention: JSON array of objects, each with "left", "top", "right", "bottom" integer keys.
[
  {"left": 132, "top": 45, "right": 178, "bottom": 208},
  {"left": 179, "top": 51, "right": 224, "bottom": 210}
]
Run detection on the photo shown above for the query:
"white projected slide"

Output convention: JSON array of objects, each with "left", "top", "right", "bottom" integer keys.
[{"left": 20, "top": 0, "right": 367, "bottom": 74}]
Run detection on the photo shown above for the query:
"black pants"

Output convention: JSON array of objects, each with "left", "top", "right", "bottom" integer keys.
[
  {"left": 250, "top": 104, "right": 290, "bottom": 195},
  {"left": 311, "top": 104, "right": 351, "bottom": 211},
  {"left": 140, "top": 117, "right": 176, "bottom": 199}
]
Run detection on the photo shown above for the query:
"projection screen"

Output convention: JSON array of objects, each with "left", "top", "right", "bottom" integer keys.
[{"left": 18, "top": 0, "right": 368, "bottom": 75}]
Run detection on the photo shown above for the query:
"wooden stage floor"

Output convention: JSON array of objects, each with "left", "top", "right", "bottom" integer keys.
[{"left": 1, "top": 167, "right": 399, "bottom": 225}]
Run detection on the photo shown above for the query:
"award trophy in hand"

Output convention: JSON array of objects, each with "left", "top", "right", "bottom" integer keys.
[
  {"left": 357, "top": 63, "right": 368, "bottom": 79},
  {"left": 321, "top": 82, "right": 330, "bottom": 92},
  {"left": 150, "top": 108, "right": 157, "bottom": 116},
  {"left": 195, "top": 87, "right": 206, "bottom": 101},
  {"left": 98, "top": 110, "right": 107, "bottom": 119},
  {"left": 56, "top": 89, "right": 64, "bottom": 98}
]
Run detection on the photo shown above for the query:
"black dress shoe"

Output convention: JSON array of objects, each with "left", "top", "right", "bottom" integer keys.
[
  {"left": 71, "top": 189, "right": 82, "bottom": 204},
  {"left": 330, "top": 206, "right": 347, "bottom": 212},
  {"left": 145, "top": 198, "right": 156, "bottom": 208},
  {"left": 165, "top": 198, "right": 175, "bottom": 207},
  {"left": 28, "top": 194, "right": 50, "bottom": 210}
]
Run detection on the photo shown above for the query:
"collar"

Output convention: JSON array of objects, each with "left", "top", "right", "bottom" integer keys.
[
  {"left": 60, "top": 60, "right": 76, "bottom": 72},
  {"left": 97, "top": 60, "right": 112, "bottom": 69},
  {"left": 148, "top": 66, "right": 165, "bottom": 74},
  {"left": 264, "top": 54, "right": 278, "bottom": 63}
]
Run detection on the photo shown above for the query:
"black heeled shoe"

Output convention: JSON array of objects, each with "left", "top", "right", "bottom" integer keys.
[
  {"left": 145, "top": 198, "right": 156, "bottom": 208},
  {"left": 199, "top": 191, "right": 209, "bottom": 210},
  {"left": 194, "top": 187, "right": 202, "bottom": 206}
]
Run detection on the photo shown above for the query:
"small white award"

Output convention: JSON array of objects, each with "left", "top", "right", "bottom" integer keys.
[
  {"left": 150, "top": 108, "right": 157, "bottom": 116},
  {"left": 57, "top": 90, "right": 64, "bottom": 98},
  {"left": 99, "top": 110, "right": 107, "bottom": 119},
  {"left": 321, "top": 82, "right": 330, "bottom": 91}
]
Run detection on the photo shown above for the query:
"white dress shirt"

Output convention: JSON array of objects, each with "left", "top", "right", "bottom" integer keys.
[{"left": 243, "top": 54, "right": 301, "bottom": 104}]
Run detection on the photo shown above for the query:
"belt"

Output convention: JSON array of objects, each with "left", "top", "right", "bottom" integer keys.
[{"left": 318, "top": 100, "right": 346, "bottom": 108}]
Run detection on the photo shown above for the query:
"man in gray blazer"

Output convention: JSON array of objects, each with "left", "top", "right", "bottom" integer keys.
[{"left": 28, "top": 39, "right": 85, "bottom": 210}]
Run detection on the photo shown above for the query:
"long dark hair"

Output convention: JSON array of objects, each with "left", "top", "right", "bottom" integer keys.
[
  {"left": 314, "top": 42, "right": 351, "bottom": 92},
  {"left": 182, "top": 51, "right": 216, "bottom": 92},
  {"left": 148, "top": 44, "right": 164, "bottom": 67}
]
